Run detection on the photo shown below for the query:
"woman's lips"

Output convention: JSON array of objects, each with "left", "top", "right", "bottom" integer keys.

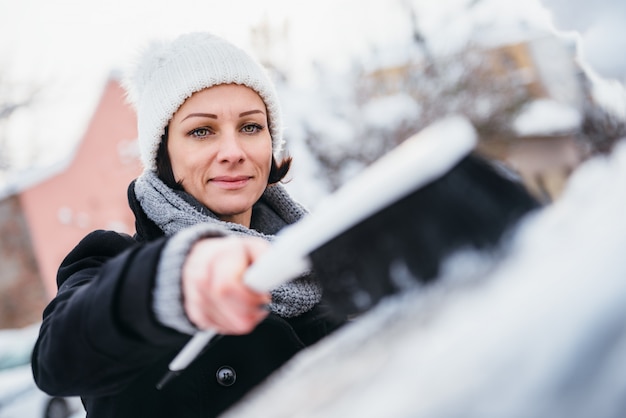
[{"left": 210, "top": 175, "right": 252, "bottom": 190}]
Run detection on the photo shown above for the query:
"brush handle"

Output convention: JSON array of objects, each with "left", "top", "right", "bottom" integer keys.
[{"left": 168, "top": 329, "right": 217, "bottom": 371}]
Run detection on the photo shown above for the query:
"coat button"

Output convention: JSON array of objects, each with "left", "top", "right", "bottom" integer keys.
[{"left": 216, "top": 366, "right": 236, "bottom": 387}]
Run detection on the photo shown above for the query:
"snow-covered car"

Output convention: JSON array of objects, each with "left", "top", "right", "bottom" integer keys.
[{"left": 0, "top": 323, "right": 83, "bottom": 418}]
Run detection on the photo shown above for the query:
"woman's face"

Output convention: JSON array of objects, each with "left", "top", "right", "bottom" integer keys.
[{"left": 167, "top": 84, "right": 273, "bottom": 226}]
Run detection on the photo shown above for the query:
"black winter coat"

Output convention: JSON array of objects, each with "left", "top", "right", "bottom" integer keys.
[{"left": 32, "top": 183, "right": 342, "bottom": 417}]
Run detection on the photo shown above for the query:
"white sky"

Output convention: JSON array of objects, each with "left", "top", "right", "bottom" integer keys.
[{"left": 0, "top": 0, "right": 413, "bottom": 86}]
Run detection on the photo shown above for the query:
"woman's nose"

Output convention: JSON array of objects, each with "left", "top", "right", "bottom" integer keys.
[{"left": 217, "top": 134, "right": 245, "bottom": 163}]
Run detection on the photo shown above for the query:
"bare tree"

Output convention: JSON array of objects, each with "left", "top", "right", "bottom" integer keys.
[
  {"left": 300, "top": 41, "right": 533, "bottom": 191},
  {"left": 578, "top": 77, "right": 626, "bottom": 156}
]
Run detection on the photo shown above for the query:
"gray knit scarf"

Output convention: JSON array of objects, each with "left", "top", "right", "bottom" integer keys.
[{"left": 135, "top": 171, "right": 322, "bottom": 319}]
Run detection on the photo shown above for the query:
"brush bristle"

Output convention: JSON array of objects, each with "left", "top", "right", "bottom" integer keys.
[{"left": 311, "top": 154, "right": 540, "bottom": 318}]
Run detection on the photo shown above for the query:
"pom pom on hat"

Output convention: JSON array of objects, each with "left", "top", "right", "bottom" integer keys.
[{"left": 122, "top": 32, "right": 284, "bottom": 172}]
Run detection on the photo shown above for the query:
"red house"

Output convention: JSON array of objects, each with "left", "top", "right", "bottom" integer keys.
[{"left": 0, "top": 76, "right": 142, "bottom": 327}]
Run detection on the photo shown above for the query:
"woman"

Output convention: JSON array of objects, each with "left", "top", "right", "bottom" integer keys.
[{"left": 32, "top": 32, "right": 343, "bottom": 417}]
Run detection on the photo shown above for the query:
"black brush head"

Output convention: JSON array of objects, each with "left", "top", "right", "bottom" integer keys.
[{"left": 310, "top": 153, "right": 540, "bottom": 318}]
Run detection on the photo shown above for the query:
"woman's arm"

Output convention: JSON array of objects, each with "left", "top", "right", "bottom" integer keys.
[
  {"left": 32, "top": 228, "right": 272, "bottom": 397},
  {"left": 32, "top": 230, "right": 187, "bottom": 397}
]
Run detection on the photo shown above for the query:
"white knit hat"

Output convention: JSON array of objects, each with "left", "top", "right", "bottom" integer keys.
[{"left": 123, "top": 32, "right": 284, "bottom": 172}]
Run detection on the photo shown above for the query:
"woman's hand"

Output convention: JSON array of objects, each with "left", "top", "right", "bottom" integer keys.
[{"left": 182, "top": 236, "right": 272, "bottom": 335}]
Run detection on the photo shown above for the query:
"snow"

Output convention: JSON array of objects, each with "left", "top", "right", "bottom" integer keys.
[
  {"left": 0, "top": 323, "right": 39, "bottom": 370},
  {"left": 513, "top": 99, "right": 582, "bottom": 136},
  {"left": 536, "top": 0, "right": 626, "bottom": 121},
  {"left": 362, "top": 93, "right": 421, "bottom": 130},
  {"left": 410, "top": 0, "right": 553, "bottom": 55},
  {"left": 541, "top": 0, "right": 626, "bottom": 82}
]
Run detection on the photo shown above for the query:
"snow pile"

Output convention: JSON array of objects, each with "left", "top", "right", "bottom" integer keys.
[
  {"left": 541, "top": 0, "right": 626, "bottom": 81},
  {"left": 362, "top": 93, "right": 421, "bottom": 130},
  {"left": 0, "top": 323, "right": 39, "bottom": 370},
  {"left": 513, "top": 99, "right": 582, "bottom": 136}
]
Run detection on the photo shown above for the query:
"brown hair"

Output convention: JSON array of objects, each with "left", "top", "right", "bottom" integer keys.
[{"left": 155, "top": 128, "right": 292, "bottom": 191}]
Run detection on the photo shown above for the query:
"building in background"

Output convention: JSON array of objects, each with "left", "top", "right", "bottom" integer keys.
[
  {"left": 0, "top": 77, "right": 141, "bottom": 327},
  {"left": 365, "top": 35, "right": 587, "bottom": 202},
  {"left": 0, "top": 195, "right": 44, "bottom": 328},
  {"left": 476, "top": 35, "right": 586, "bottom": 201}
]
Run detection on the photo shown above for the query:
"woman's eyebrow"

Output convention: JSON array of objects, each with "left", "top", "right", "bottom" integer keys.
[
  {"left": 181, "top": 112, "right": 217, "bottom": 122},
  {"left": 239, "top": 110, "right": 265, "bottom": 117}
]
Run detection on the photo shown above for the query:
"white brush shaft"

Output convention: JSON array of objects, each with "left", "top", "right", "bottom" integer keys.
[{"left": 169, "top": 330, "right": 216, "bottom": 371}]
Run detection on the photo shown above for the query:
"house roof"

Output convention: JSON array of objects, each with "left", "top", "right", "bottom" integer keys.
[{"left": 0, "top": 72, "right": 120, "bottom": 200}]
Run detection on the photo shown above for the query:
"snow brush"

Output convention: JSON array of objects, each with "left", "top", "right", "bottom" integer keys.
[{"left": 157, "top": 115, "right": 539, "bottom": 388}]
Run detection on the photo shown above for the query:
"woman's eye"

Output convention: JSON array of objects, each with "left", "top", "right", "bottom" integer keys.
[
  {"left": 242, "top": 123, "right": 263, "bottom": 134},
  {"left": 190, "top": 127, "right": 210, "bottom": 138}
]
